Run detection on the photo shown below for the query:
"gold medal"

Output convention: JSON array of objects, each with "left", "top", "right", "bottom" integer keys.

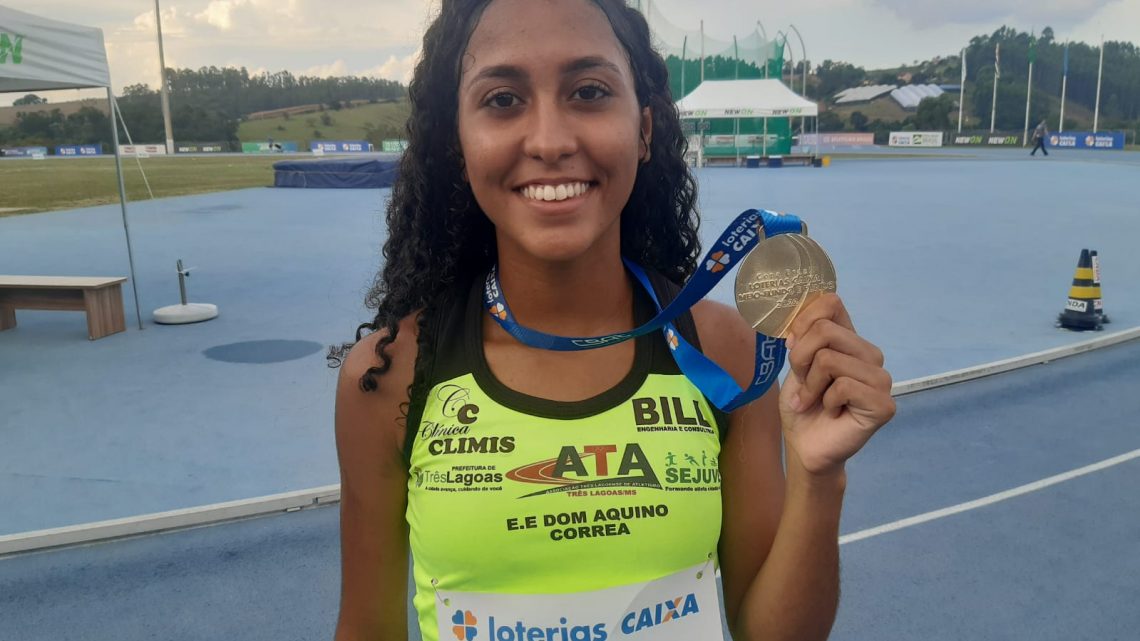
[{"left": 733, "top": 232, "right": 837, "bottom": 337}]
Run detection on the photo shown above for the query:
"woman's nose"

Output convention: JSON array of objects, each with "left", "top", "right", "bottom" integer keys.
[{"left": 522, "top": 98, "right": 579, "bottom": 164}]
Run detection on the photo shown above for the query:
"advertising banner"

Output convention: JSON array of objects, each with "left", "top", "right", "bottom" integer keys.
[
  {"left": 119, "top": 144, "right": 168, "bottom": 156},
  {"left": 798, "top": 133, "right": 874, "bottom": 146},
  {"left": 705, "top": 134, "right": 779, "bottom": 148},
  {"left": 888, "top": 131, "right": 944, "bottom": 147},
  {"left": 310, "top": 140, "right": 371, "bottom": 153},
  {"left": 380, "top": 139, "right": 409, "bottom": 153},
  {"left": 242, "top": 141, "right": 298, "bottom": 153},
  {"left": 177, "top": 143, "right": 226, "bottom": 153},
  {"left": 55, "top": 144, "right": 103, "bottom": 156},
  {"left": 1, "top": 146, "right": 48, "bottom": 157},
  {"left": 1047, "top": 131, "right": 1125, "bottom": 150},
  {"left": 949, "top": 133, "right": 1021, "bottom": 146}
]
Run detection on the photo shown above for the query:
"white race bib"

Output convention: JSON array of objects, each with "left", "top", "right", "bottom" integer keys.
[{"left": 435, "top": 563, "right": 724, "bottom": 641}]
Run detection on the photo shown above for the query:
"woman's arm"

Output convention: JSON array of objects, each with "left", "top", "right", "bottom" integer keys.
[
  {"left": 695, "top": 295, "right": 893, "bottom": 641},
  {"left": 333, "top": 316, "right": 420, "bottom": 641}
]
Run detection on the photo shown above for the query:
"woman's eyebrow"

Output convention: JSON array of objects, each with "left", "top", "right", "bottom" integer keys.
[{"left": 463, "top": 56, "right": 622, "bottom": 89}]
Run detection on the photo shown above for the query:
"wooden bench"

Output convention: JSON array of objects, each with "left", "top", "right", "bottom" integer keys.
[{"left": 0, "top": 276, "right": 128, "bottom": 340}]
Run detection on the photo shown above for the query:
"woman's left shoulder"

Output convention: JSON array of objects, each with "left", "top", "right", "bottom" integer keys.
[{"left": 689, "top": 300, "right": 758, "bottom": 389}]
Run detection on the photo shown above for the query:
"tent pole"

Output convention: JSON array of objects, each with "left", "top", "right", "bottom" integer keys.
[{"left": 108, "top": 87, "right": 144, "bottom": 331}]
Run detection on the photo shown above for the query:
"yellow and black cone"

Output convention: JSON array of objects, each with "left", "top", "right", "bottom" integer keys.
[
  {"left": 1090, "top": 250, "right": 1110, "bottom": 323},
  {"left": 1057, "top": 249, "right": 1103, "bottom": 331}
]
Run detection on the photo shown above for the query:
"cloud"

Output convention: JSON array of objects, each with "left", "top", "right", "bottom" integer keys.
[{"left": 872, "top": 0, "right": 1122, "bottom": 28}]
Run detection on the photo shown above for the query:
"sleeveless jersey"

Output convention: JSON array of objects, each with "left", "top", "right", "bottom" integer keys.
[{"left": 404, "top": 271, "right": 727, "bottom": 641}]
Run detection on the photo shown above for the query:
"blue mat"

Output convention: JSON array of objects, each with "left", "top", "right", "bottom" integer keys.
[{"left": 273, "top": 157, "right": 398, "bottom": 188}]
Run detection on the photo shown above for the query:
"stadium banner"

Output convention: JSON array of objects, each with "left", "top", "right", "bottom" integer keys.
[
  {"left": 1, "top": 146, "right": 48, "bottom": 157},
  {"left": 704, "top": 134, "right": 780, "bottom": 148},
  {"left": 986, "top": 135, "right": 1020, "bottom": 146},
  {"left": 798, "top": 133, "right": 874, "bottom": 146},
  {"left": 119, "top": 144, "right": 168, "bottom": 155},
  {"left": 177, "top": 143, "right": 226, "bottom": 153},
  {"left": 380, "top": 139, "right": 409, "bottom": 153},
  {"left": 55, "top": 144, "right": 103, "bottom": 156},
  {"left": 310, "top": 140, "right": 372, "bottom": 153},
  {"left": 888, "top": 131, "right": 944, "bottom": 147},
  {"left": 949, "top": 133, "right": 1023, "bottom": 146},
  {"left": 242, "top": 141, "right": 299, "bottom": 153},
  {"left": 1047, "top": 131, "right": 1125, "bottom": 150}
]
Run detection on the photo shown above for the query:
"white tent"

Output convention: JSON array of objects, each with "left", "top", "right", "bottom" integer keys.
[
  {"left": 675, "top": 79, "right": 819, "bottom": 161},
  {"left": 676, "top": 79, "right": 819, "bottom": 119},
  {"left": 0, "top": 4, "right": 142, "bottom": 329}
]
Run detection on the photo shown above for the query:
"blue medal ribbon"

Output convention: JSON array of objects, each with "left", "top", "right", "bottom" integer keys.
[{"left": 484, "top": 209, "right": 802, "bottom": 412}]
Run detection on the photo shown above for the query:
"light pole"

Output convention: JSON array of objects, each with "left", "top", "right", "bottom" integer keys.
[
  {"left": 756, "top": 21, "right": 769, "bottom": 78},
  {"left": 788, "top": 24, "right": 807, "bottom": 98},
  {"left": 154, "top": 0, "right": 174, "bottom": 154}
]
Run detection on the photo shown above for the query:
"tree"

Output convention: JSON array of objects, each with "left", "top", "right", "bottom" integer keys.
[
  {"left": 815, "top": 60, "right": 866, "bottom": 101},
  {"left": 850, "top": 111, "right": 869, "bottom": 131},
  {"left": 818, "top": 110, "right": 843, "bottom": 131},
  {"left": 914, "top": 94, "right": 956, "bottom": 130},
  {"left": 13, "top": 94, "right": 46, "bottom": 106}
]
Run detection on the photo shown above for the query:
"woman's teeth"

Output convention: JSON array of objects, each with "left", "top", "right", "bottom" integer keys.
[{"left": 520, "top": 182, "right": 591, "bottom": 202}]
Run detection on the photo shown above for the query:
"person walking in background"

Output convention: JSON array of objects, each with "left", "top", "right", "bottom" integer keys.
[{"left": 1031, "top": 120, "right": 1049, "bottom": 156}]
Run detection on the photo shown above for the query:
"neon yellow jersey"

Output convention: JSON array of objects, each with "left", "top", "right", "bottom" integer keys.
[{"left": 405, "top": 273, "right": 727, "bottom": 641}]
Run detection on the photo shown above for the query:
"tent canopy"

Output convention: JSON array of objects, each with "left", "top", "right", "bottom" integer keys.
[
  {"left": 676, "top": 79, "right": 818, "bottom": 119},
  {"left": 0, "top": 4, "right": 111, "bottom": 93}
]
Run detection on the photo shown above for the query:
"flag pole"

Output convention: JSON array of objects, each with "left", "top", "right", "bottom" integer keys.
[
  {"left": 1059, "top": 42, "right": 1069, "bottom": 132},
  {"left": 1023, "top": 34, "right": 1035, "bottom": 146},
  {"left": 1093, "top": 35, "right": 1104, "bottom": 133},
  {"left": 990, "top": 42, "right": 1000, "bottom": 133},
  {"left": 958, "top": 47, "right": 966, "bottom": 133}
]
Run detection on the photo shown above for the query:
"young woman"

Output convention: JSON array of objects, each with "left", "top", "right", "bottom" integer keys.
[{"left": 332, "top": 1, "right": 895, "bottom": 639}]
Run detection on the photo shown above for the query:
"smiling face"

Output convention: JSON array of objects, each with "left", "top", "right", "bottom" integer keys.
[{"left": 457, "top": 0, "right": 652, "bottom": 266}]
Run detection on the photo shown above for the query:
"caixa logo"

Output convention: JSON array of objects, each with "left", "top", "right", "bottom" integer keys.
[{"left": 620, "top": 593, "right": 701, "bottom": 634}]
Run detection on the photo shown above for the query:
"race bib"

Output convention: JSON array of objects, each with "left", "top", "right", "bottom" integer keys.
[{"left": 435, "top": 563, "right": 724, "bottom": 641}]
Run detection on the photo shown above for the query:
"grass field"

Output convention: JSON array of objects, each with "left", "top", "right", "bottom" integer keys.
[
  {"left": 0, "top": 156, "right": 283, "bottom": 215},
  {"left": 237, "top": 100, "right": 411, "bottom": 148}
]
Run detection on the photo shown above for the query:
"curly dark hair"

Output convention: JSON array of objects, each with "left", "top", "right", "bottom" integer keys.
[{"left": 329, "top": 0, "right": 702, "bottom": 393}]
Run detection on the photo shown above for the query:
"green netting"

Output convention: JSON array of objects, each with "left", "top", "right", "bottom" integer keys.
[{"left": 630, "top": 1, "right": 793, "bottom": 155}]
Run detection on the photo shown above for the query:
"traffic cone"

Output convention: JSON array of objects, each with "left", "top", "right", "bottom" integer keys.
[
  {"left": 1090, "top": 250, "right": 1110, "bottom": 323},
  {"left": 1057, "top": 249, "right": 1103, "bottom": 331}
]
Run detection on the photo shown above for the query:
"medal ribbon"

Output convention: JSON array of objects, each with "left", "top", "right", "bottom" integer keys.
[{"left": 484, "top": 209, "right": 802, "bottom": 412}]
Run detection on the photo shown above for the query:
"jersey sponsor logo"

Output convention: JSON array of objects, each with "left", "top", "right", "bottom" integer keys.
[
  {"left": 428, "top": 435, "right": 515, "bottom": 456},
  {"left": 414, "top": 464, "right": 505, "bottom": 492},
  {"left": 451, "top": 610, "right": 479, "bottom": 640},
  {"left": 621, "top": 593, "right": 701, "bottom": 634},
  {"left": 506, "top": 443, "right": 661, "bottom": 497},
  {"left": 505, "top": 505, "right": 670, "bottom": 541},
  {"left": 663, "top": 451, "right": 721, "bottom": 491},
  {"left": 477, "top": 613, "right": 608, "bottom": 641},
  {"left": 631, "top": 397, "right": 715, "bottom": 435},
  {"left": 422, "top": 385, "right": 512, "bottom": 456}
]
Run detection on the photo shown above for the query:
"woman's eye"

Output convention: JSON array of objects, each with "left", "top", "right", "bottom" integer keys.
[
  {"left": 486, "top": 92, "right": 520, "bottom": 109},
  {"left": 574, "top": 85, "right": 610, "bottom": 101}
]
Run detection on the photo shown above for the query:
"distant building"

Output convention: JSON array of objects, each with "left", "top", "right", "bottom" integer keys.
[
  {"left": 890, "top": 84, "right": 945, "bottom": 110},
  {"left": 833, "top": 84, "right": 897, "bottom": 105}
]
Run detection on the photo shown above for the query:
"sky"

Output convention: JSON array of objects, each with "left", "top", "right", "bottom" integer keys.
[{"left": 2, "top": 0, "right": 1137, "bottom": 106}]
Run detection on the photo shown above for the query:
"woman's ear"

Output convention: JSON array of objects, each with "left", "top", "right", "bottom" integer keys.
[
  {"left": 638, "top": 106, "right": 656, "bottom": 161},
  {"left": 639, "top": 106, "right": 653, "bottom": 163}
]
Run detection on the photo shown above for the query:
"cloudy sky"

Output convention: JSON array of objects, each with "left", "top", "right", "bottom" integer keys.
[{"left": 3, "top": 0, "right": 1136, "bottom": 106}]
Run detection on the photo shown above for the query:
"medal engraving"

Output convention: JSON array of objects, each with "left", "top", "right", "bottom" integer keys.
[{"left": 733, "top": 233, "right": 837, "bottom": 337}]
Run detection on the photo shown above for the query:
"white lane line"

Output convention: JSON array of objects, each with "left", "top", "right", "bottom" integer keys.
[
  {"left": 0, "top": 486, "right": 340, "bottom": 557},
  {"left": 891, "top": 326, "right": 1140, "bottom": 396},
  {"left": 839, "top": 448, "right": 1140, "bottom": 545}
]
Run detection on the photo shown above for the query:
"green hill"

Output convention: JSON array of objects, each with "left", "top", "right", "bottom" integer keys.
[{"left": 237, "top": 100, "right": 411, "bottom": 149}]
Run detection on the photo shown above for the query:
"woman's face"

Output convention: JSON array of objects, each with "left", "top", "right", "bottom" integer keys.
[{"left": 457, "top": 0, "right": 651, "bottom": 265}]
